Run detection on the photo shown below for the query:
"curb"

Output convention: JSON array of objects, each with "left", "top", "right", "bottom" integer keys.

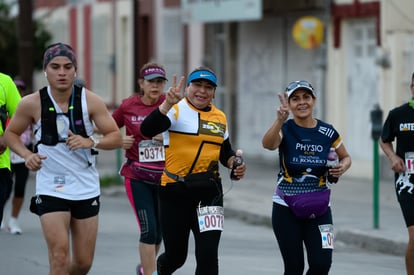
[
  {"left": 226, "top": 208, "right": 406, "bottom": 256},
  {"left": 101, "top": 185, "right": 406, "bottom": 257},
  {"left": 225, "top": 208, "right": 272, "bottom": 228},
  {"left": 334, "top": 230, "right": 406, "bottom": 256}
]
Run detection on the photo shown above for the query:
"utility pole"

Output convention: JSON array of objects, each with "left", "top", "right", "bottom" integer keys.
[
  {"left": 370, "top": 104, "right": 383, "bottom": 229},
  {"left": 133, "top": 0, "right": 140, "bottom": 93},
  {"left": 111, "top": 0, "right": 117, "bottom": 108},
  {"left": 17, "top": 0, "right": 34, "bottom": 94}
]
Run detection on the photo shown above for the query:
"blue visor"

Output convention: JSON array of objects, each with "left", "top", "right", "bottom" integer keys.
[{"left": 187, "top": 70, "right": 217, "bottom": 87}]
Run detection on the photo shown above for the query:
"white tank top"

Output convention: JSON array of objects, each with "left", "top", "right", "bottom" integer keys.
[{"left": 33, "top": 87, "right": 99, "bottom": 200}]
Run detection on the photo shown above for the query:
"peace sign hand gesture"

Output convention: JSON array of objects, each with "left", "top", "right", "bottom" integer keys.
[
  {"left": 160, "top": 75, "right": 185, "bottom": 115},
  {"left": 165, "top": 75, "right": 185, "bottom": 105},
  {"left": 261, "top": 92, "right": 289, "bottom": 150},
  {"left": 277, "top": 92, "right": 289, "bottom": 121}
]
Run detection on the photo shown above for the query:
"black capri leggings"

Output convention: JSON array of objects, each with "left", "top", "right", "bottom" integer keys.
[
  {"left": 272, "top": 202, "right": 333, "bottom": 275},
  {"left": 8, "top": 162, "right": 29, "bottom": 198},
  {"left": 0, "top": 168, "right": 13, "bottom": 223}
]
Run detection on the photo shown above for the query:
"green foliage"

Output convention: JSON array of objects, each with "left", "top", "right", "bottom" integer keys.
[
  {"left": 100, "top": 174, "right": 123, "bottom": 188},
  {"left": 0, "top": 2, "right": 17, "bottom": 73},
  {"left": 0, "top": 2, "right": 16, "bottom": 56},
  {"left": 0, "top": 1, "right": 51, "bottom": 77},
  {"left": 34, "top": 20, "right": 52, "bottom": 70}
]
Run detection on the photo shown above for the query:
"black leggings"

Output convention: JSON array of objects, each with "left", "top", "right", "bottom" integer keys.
[
  {"left": 7, "top": 162, "right": 29, "bottom": 198},
  {"left": 0, "top": 168, "right": 13, "bottom": 222},
  {"left": 272, "top": 202, "right": 333, "bottom": 275},
  {"left": 157, "top": 182, "right": 223, "bottom": 275}
]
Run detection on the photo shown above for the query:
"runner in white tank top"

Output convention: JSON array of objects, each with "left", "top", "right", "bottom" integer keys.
[{"left": 4, "top": 43, "right": 122, "bottom": 275}]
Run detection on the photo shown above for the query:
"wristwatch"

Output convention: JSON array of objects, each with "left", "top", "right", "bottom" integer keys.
[{"left": 89, "top": 135, "right": 100, "bottom": 149}]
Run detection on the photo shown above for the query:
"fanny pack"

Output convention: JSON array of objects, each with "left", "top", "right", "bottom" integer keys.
[
  {"left": 165, "top": 169, "right": 219, "bottom": 188},
  {"left": 277, "top": 188, "right": 331, "bottom": 219},
  {"left": 128, "top": 159, "right": 164, "bottom": 184}
]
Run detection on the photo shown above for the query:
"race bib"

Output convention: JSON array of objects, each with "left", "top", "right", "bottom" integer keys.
[
  {"left": 138, "top": 140, "right": 165, "bottom": 162},
  {"left": 405, "top": 152, "right": 414, "bottom": 174},
  {"left": 197, "top": 206, "right": 224, "bottom": 232},
  {"left": 319, "top": 224, "right": 334, "bottom": 249}
]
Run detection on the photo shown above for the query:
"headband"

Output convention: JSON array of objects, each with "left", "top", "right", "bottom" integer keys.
[{"left": 43, "top": 43, "right": 77, "bottom": 70}]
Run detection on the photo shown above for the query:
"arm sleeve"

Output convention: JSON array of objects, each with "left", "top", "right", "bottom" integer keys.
[
  {"left": 381, "top": 110, "right": 395, "bottom": 143},
  {"left": 219, "top": 138, "right": 235, "bottom": 168},
  {"left": 141, "top": 108, "right": 171, "bottom": 137}
]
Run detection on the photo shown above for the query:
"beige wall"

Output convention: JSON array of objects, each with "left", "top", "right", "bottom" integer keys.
[
  {"left": 34, "top": 1, "right": 134, "bottom": 104},
  {"left": 33, "top": 0, "right": 414, "bottom": 180},
  {"left": 380, "top": 0, "right": 414, "bottom": 113},
  {"left": 327, "top": 0, "right": 414, "bottom": 179}
]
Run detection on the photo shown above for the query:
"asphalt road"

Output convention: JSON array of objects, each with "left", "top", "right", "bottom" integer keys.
[{"left": 0, "top": 183, "right": 406, "bottom": 274}]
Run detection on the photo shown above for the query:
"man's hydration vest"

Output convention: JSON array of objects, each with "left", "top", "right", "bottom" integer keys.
[{"left": 37, "top": 85, "right": 87, "bottom": 147}]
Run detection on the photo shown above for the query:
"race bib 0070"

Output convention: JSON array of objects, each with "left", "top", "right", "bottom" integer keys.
[{"left": 197, "top": 206, "right": 224, "bottom": 232}]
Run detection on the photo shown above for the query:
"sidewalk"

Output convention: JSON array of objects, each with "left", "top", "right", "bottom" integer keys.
[
  {"left": 98, "top": 150, "right": 408, "bottom": 256},
  {"left": 222, "top": 158, "right": 407, "bottom": 256}
]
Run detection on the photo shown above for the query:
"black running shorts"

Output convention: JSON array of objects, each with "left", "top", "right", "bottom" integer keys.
[{"left": 34, "top": 195, "right": 100, "bottom": 219}]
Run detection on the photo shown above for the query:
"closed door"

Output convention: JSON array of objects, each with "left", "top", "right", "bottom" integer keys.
[{"left": 346, "top": 19, "right": 379, "bottom": 160}]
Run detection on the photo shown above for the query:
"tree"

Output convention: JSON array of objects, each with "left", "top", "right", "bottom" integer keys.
[
  {"left": 0, "top": 0, "right": 51, "bottom": 92},
  {"left": 17, "top": 0, "right": 34, "bottom": 93},
  {"left": 0, "top": 2, "right": 17, "bottom": 74},
  {"left": 0, "top": 3, "right": 12, "bottom": 48}
]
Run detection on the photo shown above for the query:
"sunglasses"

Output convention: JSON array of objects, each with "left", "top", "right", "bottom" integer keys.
[{"left": 285, "top": 80, "right": 314, "bottom": 93}]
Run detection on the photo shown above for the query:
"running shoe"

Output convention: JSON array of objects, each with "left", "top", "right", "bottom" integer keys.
[
  {"left": 0, "top": 220, "right": 5, "bottom": 230},
  {"left": 8, "top": 217, "right": 22, "bottom": 235},
  {"left": 136, "top": 264, "right": 144, "bottom": 275}
]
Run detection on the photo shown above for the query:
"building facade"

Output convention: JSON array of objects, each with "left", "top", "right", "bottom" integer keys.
[{"left": 33, "top": 0, "right": 414, "bottom": 179}]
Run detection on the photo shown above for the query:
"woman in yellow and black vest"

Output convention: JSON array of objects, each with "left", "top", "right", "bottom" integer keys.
[{"left": 141, "top": 66, "right": 246, "bottom": 275}]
